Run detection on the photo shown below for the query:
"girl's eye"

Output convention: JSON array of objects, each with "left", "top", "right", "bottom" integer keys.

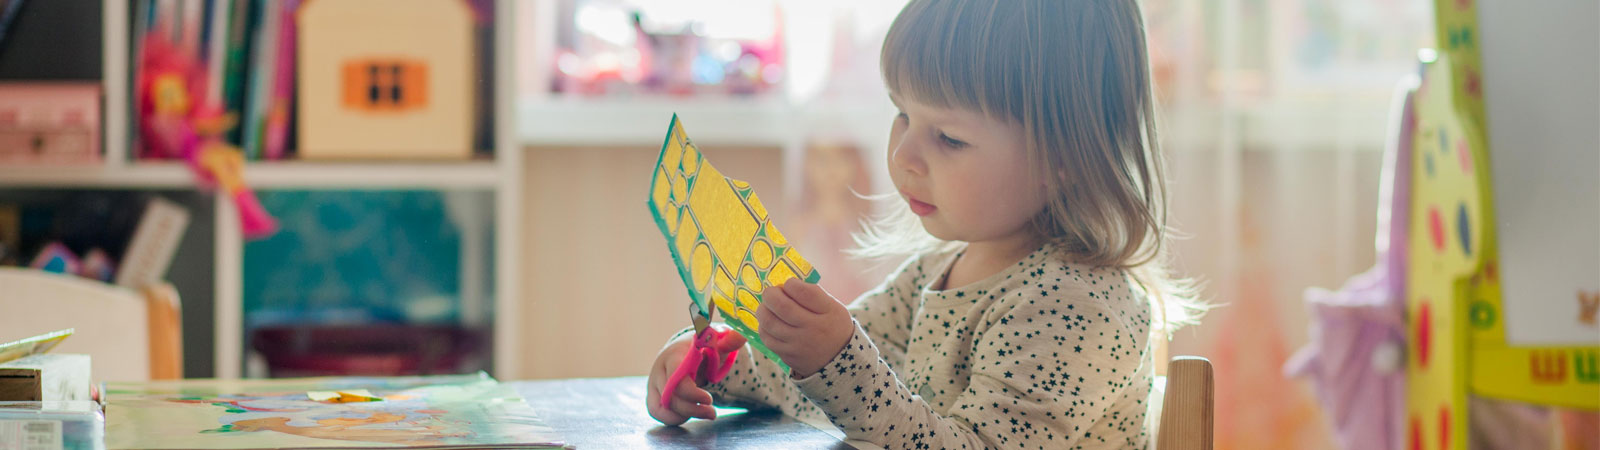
[
  {"left": 938, "top": 132, "right": 968, "bottom": 149},
  {"left": 894, "top": 112, "right": 909, "bottom": 123}
]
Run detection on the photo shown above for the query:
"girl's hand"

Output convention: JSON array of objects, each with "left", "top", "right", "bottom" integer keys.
[
  {"left": 646, "top": 328, "right": 746, "bottom": 426},
  {"left": 647, "top": 334, "right": 711, "bottom": 425},
  {"left": 757, "top": 279, "right": 853, "bottom": 378}
]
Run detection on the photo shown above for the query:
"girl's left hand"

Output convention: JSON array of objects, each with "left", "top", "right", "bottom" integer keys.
[{"left": 757, "top": 279, "right": 854, "bottom": 378}]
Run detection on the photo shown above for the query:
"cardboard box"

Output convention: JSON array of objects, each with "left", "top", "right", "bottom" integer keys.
[
  {"left": 0, "top": 354, "right": 91, "bottom": 402},
  {"left": 0, "top": 83, "right": 101, "bottom": 165}
]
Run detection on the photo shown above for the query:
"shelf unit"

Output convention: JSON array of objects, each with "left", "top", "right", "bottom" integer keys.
[
  {"left": 0, "top": 0, "right": 524, "bottom": 380},
  {"left": 5, "top": 0, "right": 1411, "bottom": 381},
  {"left": 519, "top": 98, "right": 798, "bottom": 147},
  {"left": 0, "top": 162, "right": 507, "bottom": 189}
]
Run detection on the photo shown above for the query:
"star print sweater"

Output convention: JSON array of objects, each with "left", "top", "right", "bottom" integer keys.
[{"left": 705, "top": 242, "right": 1156, "bottom": 450}]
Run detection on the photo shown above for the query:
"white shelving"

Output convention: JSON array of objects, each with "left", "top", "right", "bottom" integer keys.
[
  {"left": 519, "top": 97, "right": 799, "bottom": 147},
  {"left": 0, "top": 162, "right": 507, "bottom": 190},
  {"left": 0, "top": 0, "right": 526, "bottom": 380},
  {"left": 490, "top": 1, "right": 524, "bottom": 384}
]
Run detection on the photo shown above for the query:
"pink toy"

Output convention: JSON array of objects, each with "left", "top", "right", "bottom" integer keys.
[
  {"left": 138, "top": 29, "right": 278, "bottom": 239},
  {"left": 28, "top": 242, "right": 80, "bottom": 275},
  {"left": 80, "top": 248, "right": 115, "bottom": 282}
]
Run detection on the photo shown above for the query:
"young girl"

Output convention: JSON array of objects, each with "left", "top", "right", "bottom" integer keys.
[{"left": 647, "top": 0, "right": 1199, "bottom": 448}]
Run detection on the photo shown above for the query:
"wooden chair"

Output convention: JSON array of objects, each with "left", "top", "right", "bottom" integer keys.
[
  {"left": 0, "top": 267, "right": 182, "bottom": 381},
  {"left": 1157, "top": 356, "right": 1215, "bottom": 450}
]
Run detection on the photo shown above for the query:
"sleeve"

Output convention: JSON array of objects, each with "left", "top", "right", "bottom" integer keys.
[
  {"left": 702, "top": 254, "right": 927, "bottom": 418},
  {"left": 790, "top": 290, "right": 1150, "bottom": 450}
]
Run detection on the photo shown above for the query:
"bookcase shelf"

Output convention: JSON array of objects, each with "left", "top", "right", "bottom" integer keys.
[
  {"left": 0, "top": 161, "right": 508, "bottom": 190},
  {"left": 0, "top": 0, "right": 525, "bottom": 380},
  {"left": 519, "top": 98, "right": 797, "bottom": 147}
]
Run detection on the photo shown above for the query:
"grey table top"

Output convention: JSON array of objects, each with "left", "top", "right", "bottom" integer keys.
[{"left": 512, "top": 376, "right": 854, "bottom": 450}]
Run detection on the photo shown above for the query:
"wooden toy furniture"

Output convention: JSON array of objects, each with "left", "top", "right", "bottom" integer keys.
[{"left": 0, "top": 267, "right": 182, "bottom": 381}]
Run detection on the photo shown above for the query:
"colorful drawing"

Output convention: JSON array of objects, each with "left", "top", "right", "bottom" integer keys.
[
  {"left": 104, "top": 373, "right": 563, "bottom": 449},
  {"left": 647, "top": 115, "right": 821, "bottom": 371}
]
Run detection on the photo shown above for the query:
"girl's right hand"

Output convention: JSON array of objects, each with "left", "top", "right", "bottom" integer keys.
[{"left": 646, "top": 333, "right": 716, "bottom": 426}]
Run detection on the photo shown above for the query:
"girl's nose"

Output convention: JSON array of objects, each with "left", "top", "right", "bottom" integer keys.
[{"left": 890, "top": 129, "right": 928, "bottom": 177}]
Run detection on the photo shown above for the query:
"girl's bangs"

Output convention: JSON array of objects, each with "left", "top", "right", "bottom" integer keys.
[{"left": 880, "top": 0, "right": 1024, "bottom": 122}]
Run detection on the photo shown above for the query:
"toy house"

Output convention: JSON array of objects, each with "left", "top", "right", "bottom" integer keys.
[{"left": 297, "top": 0, "right": 474, "bottom": 159}]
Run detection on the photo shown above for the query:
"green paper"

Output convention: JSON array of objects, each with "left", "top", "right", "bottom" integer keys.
[{"left": 647, "top": 115, "right": 822, "bottom": 372}]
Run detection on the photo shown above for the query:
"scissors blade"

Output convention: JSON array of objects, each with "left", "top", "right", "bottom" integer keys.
[{"left": 689, "top": 302, "right": 710, "bottom": 333}]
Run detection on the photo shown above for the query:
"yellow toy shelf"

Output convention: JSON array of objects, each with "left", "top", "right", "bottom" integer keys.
[{"left": 1405, "top": 1, "right": 1598, "bottom": 449}]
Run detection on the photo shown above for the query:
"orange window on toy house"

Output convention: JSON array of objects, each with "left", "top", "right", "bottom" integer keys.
[{"left": 342, "top": 59, "right": 429, "bottom": 111}]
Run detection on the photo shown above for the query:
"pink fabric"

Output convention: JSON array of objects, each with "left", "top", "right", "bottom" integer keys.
[
  {"left": 1284, "top": 84, "right": 1417, "bottom": 450},
  {"left": 1285, "top": 268, "right": 1407, "bottom": 450}
]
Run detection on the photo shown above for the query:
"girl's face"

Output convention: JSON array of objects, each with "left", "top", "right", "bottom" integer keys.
[{"left": 887, "top": 93, "right": 1048, "bottom": 244}]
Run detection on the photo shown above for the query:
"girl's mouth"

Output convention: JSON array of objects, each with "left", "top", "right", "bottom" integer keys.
[{"left": 903, "top": 192, "right": 937, "bottom": 216}]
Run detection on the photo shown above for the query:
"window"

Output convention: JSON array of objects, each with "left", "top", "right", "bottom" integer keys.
[{"left": 342, "top": 59, "right": 429, "bottom": 111}]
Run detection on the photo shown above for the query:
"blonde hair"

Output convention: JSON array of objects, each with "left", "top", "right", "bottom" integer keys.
[{"left": 855, "top": 0, "right": 1203, "bottom": 331}]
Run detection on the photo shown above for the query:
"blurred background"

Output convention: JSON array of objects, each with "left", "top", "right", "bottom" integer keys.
[{"left": 1, "top": 1, "right": 1594, "bottom": 449}]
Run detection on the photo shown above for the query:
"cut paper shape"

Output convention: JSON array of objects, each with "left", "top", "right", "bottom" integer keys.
[
  {"left": 307, "top": 389, "right": 382, "bottom": 403},
  {"left": 0, "top": 328, "right": 73, "bottom": 365},
  {"left": 648, "top": 114, "right": 821, "bottom": 372}
]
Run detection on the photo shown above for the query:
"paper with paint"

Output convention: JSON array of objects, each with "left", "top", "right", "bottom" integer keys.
[
  {"left": 0, "top": 328, "right": 72, "bottom": 365},
  {"left": 103, "top": 372, "right": 564, "bottom": 449},
  {"left": 646, "top": 114, "right": 821, "bottom": 372}
]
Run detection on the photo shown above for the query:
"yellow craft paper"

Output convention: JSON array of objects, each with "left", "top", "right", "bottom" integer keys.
[
  {"left": 0, "top": 328, "right": 73, "bottom": 365},
  {"left": 648, "top": 115, "right": 821, "bottom": 372}
]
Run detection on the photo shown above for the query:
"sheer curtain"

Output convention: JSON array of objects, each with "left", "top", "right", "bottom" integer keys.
[
  {"left": 515, "top": 1, "right": 1433, "bottom": 447},
  {"left": 816, "top": 1, "right": 1433, "bottom": 448},
  {"left": 1133, "top": 1, "right": 1429, "bottom": 448}
]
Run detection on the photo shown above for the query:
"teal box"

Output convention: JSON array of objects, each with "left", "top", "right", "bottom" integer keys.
[{"left": 0, "top": 401, "right": 105, "bottom": 450}]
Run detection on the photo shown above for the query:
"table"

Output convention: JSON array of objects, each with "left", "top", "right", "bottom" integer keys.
[{"left": 513, "top": 377, "right": 855, "bottom": 449}]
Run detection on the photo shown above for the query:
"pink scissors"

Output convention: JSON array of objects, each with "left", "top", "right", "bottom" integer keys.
[{"left": 658, "top": 303, "right": 742, "bottom": 410}]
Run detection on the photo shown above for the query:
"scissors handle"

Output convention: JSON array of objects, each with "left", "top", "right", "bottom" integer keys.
[{"left": 657, "top": 327, "right": 739, "bottom": 410}]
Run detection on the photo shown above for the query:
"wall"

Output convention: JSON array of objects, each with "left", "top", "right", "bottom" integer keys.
[{"left": 519, "top": 145, "right": 787, "bottom": 379}]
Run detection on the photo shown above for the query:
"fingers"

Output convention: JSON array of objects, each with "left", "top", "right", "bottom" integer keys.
[
  {"left": 708, "top": 328, "right": 747, "bottom": 353},
  {"left": 675, "top": 377, "right": 714, "bottom": 406},
  {"left": 648, "top": 341, "right": 702, "bottom": 426},
  {"left": 649, "top": 364, "right": 665, "bottom": 397},
  {"left": 758, "top": 282, "right": 841, "bottom": 348},
  {"left": 645, "top": 378, "right": 687, "bottom": 426},
  {"left": 648, "top": 375, "right": 717, "bottom": 425},
  {"left": 758, "top": 286, "right": 804, "bottom": 328},
  {"left": 757, "top": 281, "right": 850, "bottom": 377},
  {"left": 671, "top": 395, "right": 716, "bottom": 421},
  {"left": 672, "top": 378, "right": 717, "bottom": 420},
  {"left": 756, "top": 305, "right": 792, "bottom": 344},
  {"left": 780, "top": 279, "right": 839, "bottom": 314}
]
